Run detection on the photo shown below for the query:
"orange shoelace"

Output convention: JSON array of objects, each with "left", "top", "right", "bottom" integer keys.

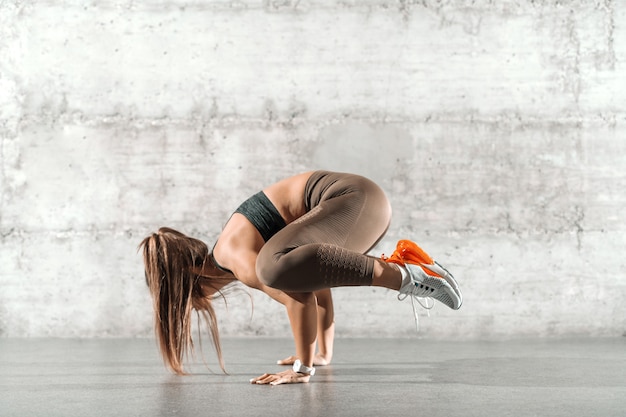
[{"left": 382, "top": 240, "right": 441, "bottom": 278}]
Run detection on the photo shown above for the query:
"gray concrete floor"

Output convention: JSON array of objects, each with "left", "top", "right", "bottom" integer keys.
[{"left": 1, "top": 337, "right": 625, "bottom": 417}]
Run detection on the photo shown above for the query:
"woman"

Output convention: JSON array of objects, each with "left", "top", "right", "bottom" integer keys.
[{"left": 140, "top": 170, "right": 462, "bottom": 385}]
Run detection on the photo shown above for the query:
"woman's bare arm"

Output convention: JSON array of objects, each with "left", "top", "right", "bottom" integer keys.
[
  {"left": 245, "top": 284, "right": 317, "bottom": 385},
  {"left": 277, "top": 289, "right": 334, "bottom": 366}
]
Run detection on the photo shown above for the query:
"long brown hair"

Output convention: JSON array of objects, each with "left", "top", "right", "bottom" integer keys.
[{"left": 139, "top": 227, "right": 231, "bottom": 374}]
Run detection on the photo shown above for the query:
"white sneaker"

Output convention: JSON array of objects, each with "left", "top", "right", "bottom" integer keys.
[
  {"left": 383, "top": 239, "right": 463, "bottom": 310},
  {"left": 398, "top": 263, "right": 462, "bottom": 310}
]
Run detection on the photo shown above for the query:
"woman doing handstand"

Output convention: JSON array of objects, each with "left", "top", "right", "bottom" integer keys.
[{"left": 140, "top": 170, "right": 462, "bottom": 385}]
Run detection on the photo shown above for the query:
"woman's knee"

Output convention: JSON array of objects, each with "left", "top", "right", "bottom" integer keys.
[
  {"left": 255, "top": 246, "right": 319, "bottom": 292},
  {"left": 255, "top": 252, "right": 278, "bottom": 288},
  {"left": 255, "top": 246, "right": 293, "bottom": 289}
]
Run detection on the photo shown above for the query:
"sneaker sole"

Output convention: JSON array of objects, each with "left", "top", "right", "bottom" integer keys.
[
  {"left": 420, "top": 275, "right": 462, "bottom": 310},
  {"left": 404, "top": 264, "right": 462, "bottom": 310},
  {"left": 421, "top": 261, "right": 463, "bottom": 302}
]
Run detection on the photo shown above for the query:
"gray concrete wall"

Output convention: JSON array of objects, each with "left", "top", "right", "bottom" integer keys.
[{"left": 1, "top": 1, "right": 624, "bottom": 339}]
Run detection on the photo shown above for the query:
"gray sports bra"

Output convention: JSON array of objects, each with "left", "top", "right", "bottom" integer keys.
[
  {"left": 210, "top": 191, "right": 287, "bottom": 275},
  {"left": 233, "top": 191, "right": 286, "bottom": 242}
]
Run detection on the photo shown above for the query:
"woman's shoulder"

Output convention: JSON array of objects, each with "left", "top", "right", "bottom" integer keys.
[{"left": 213, "top": 215, "right": 265, "bottom": 285}]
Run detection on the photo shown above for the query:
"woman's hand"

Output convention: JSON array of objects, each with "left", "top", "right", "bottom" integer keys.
[
  {"left": 250, "top": 369, "right": 311, "bottom": 385},
  {"left": 277, "top": 354, "right": 330, "bottom": 366}
]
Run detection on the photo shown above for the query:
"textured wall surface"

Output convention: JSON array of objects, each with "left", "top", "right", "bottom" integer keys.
[{"left": 1, "top": 0, "right": 624, "bottom": 340}]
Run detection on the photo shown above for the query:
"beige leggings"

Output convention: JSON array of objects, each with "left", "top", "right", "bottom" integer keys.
[{"left": 255, "top": 171, "right": 392, "bottom": 292}]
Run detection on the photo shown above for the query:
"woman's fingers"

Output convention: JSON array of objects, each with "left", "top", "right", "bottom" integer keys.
[
  {"left": 313, "top": 354, "right": 329, "bottom": 366},
  {"left": 249, "top": 373, "right": 271, "bottom": 384},
  {"left": 250, "top": 370, "right": 311, "bottom": 385}
]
